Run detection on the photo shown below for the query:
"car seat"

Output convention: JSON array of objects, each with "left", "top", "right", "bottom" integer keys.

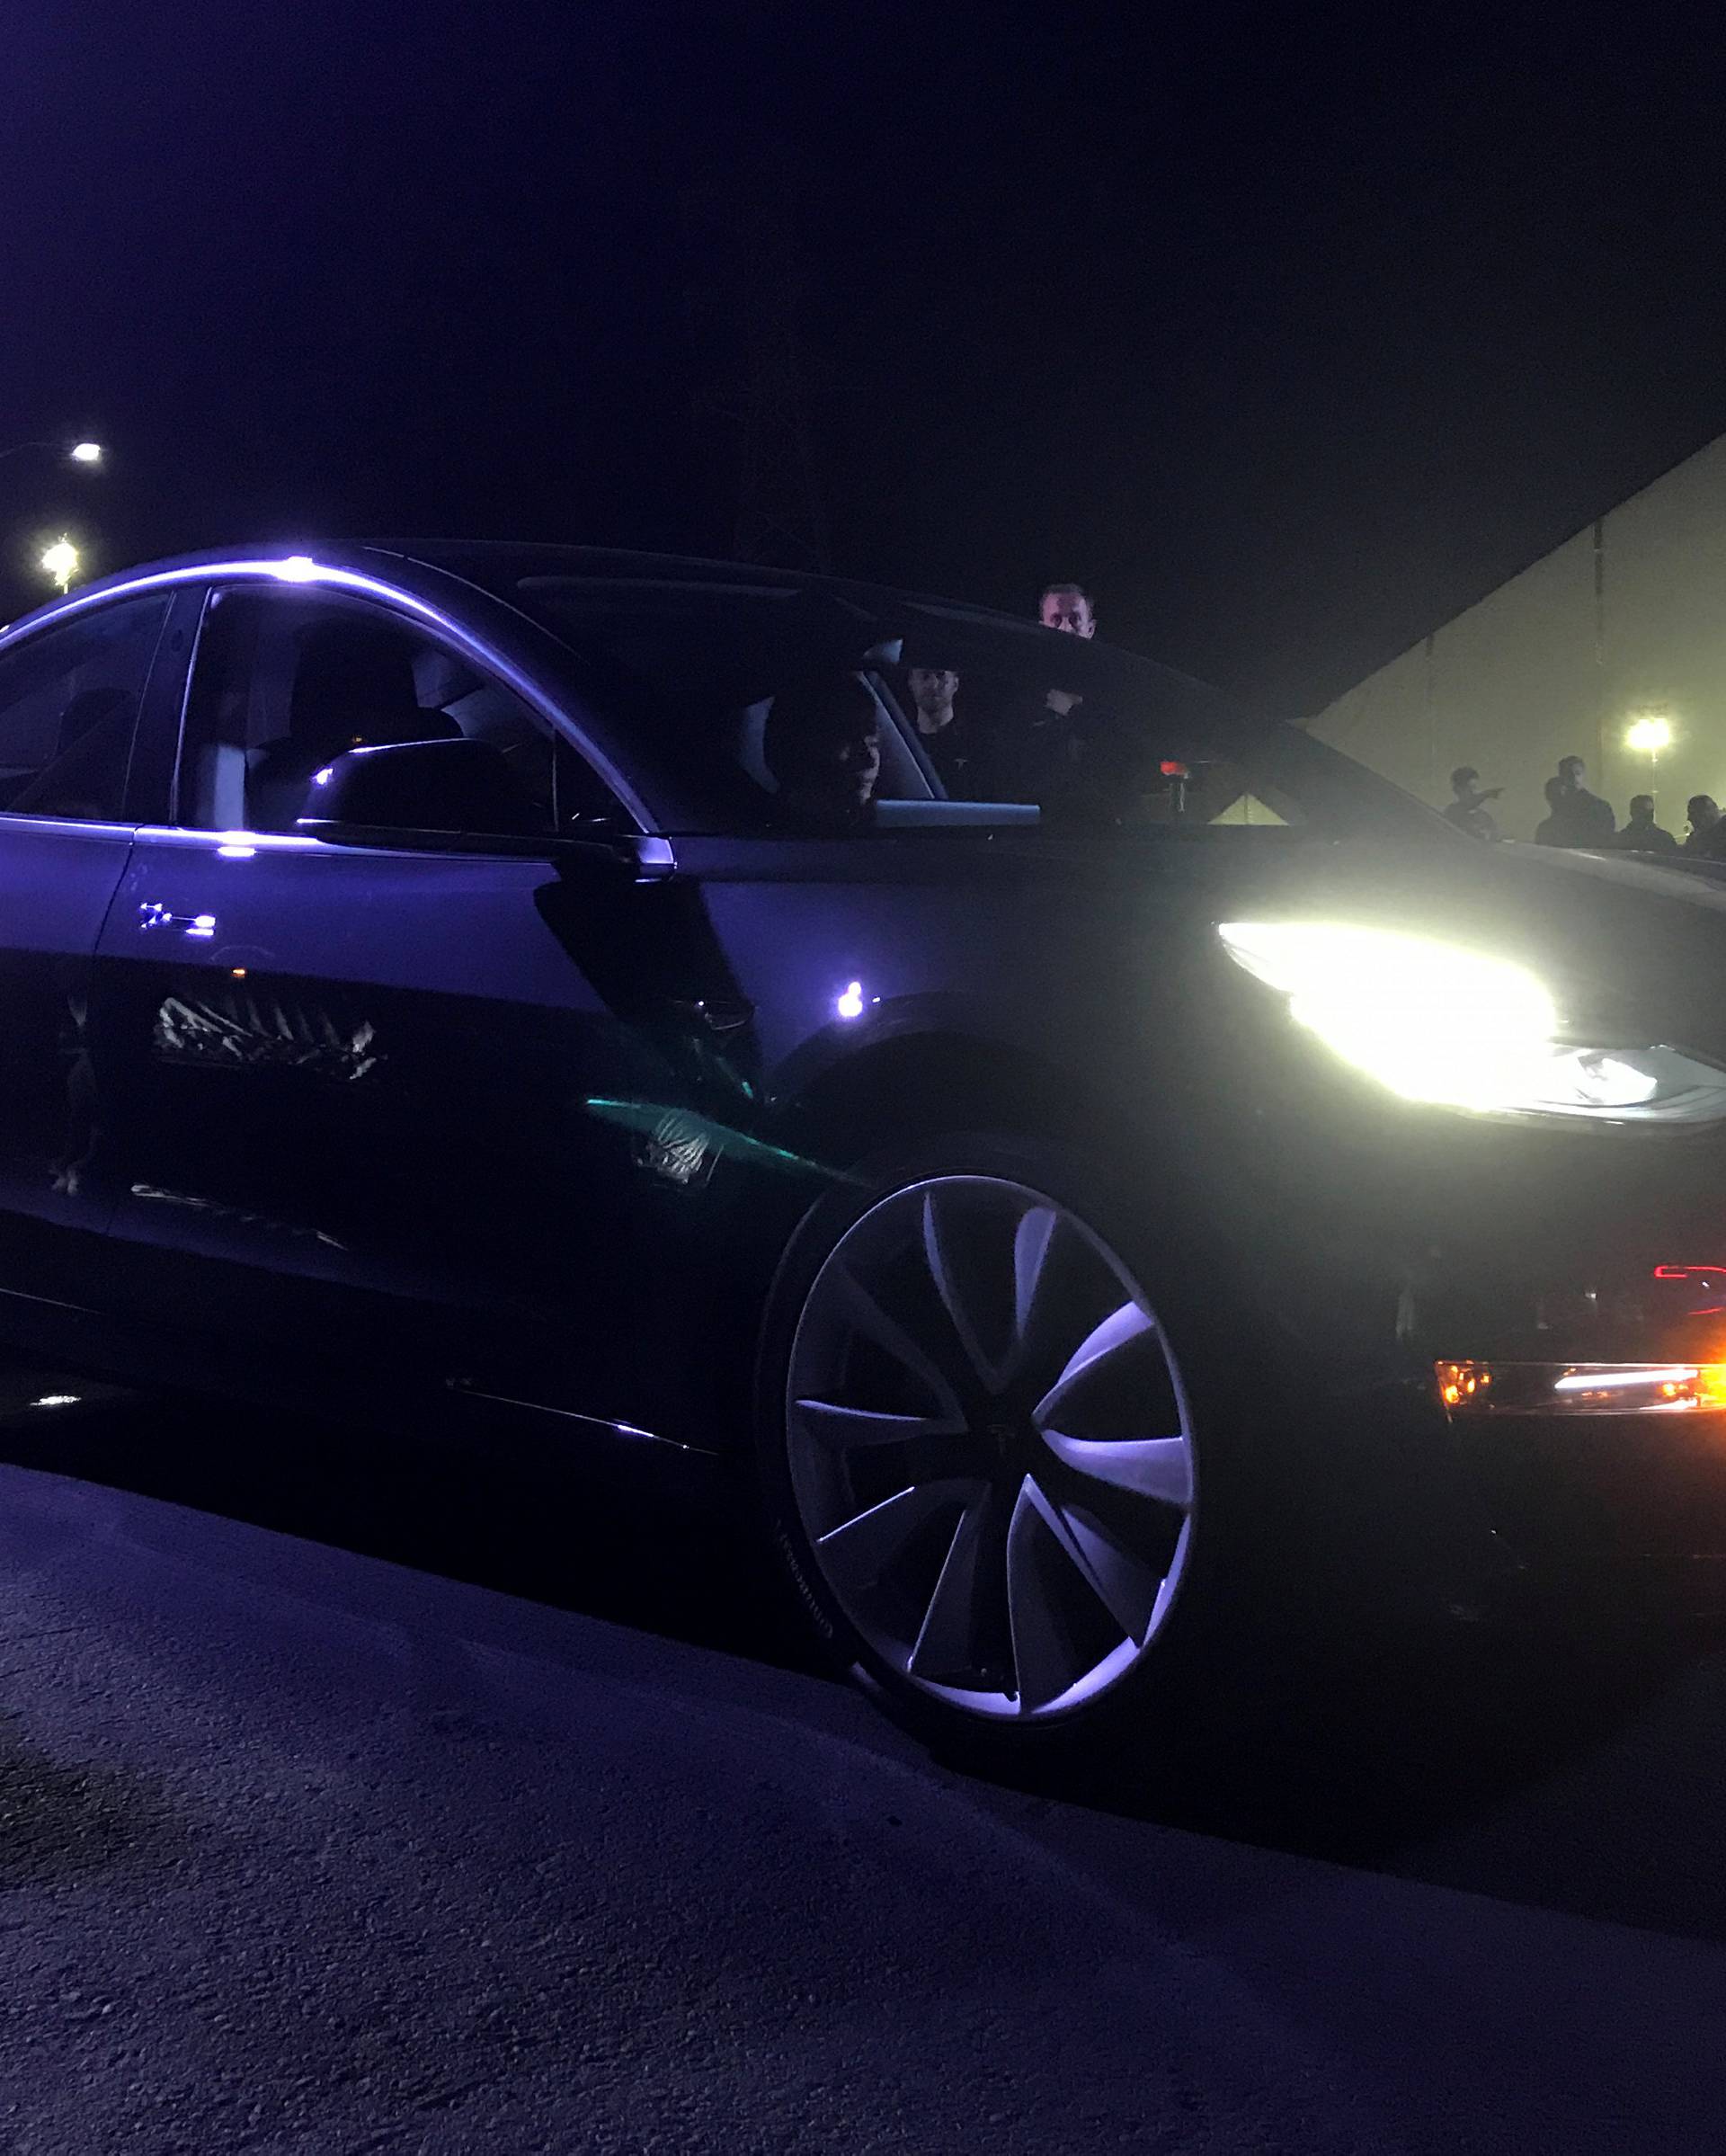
[{"left": 248, "top": 619, "right": 460, "bottom": 832}]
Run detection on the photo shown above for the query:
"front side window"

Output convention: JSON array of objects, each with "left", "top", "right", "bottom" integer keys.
[
  {"left": 513, "top": 576, "right": 1418, "bottom": 841},
  {"left": 177, "top": 588, "right": 616, "bottom": 838},
  {"left": 0, "top": 594, "right": 171, "bottom": 822}
]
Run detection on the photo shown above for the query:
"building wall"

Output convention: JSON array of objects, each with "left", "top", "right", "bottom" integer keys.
[{"left": 1309, "top": 432, "right": 1726, "bottom": 841}]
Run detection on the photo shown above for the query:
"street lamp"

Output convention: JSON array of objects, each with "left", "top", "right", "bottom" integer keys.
[
  {"left": 1626, "top": 712, "right": 1673, "bottom": 797},
  {"left": 0, "top": 438, "right": 104, "bottom": 469},
  {"left": 39, "top": 537, "right": 79, "bottom": 593}
]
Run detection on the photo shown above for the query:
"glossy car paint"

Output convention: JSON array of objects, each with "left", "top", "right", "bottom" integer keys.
[{"left": 1, "top": 545, "right": 1724, "bottom": 1595}]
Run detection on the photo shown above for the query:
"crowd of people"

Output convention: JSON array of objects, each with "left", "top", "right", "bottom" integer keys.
[{"left": 1442, "top": 757, "right": 1726, "bottom": 858}]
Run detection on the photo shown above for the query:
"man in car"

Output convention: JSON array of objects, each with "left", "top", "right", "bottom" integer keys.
[
  {"left": 904, "top": 664, "right": 979, "bottom": 792},
  {"left": 761, "top": 673, "right": 883, "bottom": 833}
]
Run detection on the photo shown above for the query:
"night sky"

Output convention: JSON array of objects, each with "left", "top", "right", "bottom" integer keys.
[{"left": 7, "top": 4, "right": 1726, "bottom": 710}]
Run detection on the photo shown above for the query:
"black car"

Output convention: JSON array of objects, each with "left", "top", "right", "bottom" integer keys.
[{"left": 1, "top": 539, "right": 1724, "bottom": 1768}]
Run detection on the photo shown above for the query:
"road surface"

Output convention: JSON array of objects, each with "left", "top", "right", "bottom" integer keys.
[{"left": 0, "top": 1377, "right": 1719, "bottom": 2152}]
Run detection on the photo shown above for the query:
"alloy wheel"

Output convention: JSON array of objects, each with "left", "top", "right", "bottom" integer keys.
[{"left": 786, "top": 1176, "right": 1196, "bottom": 1720}]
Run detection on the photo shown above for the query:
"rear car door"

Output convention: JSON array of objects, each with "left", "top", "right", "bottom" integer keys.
[
  {"left": 0, "top": 591, "right": 184, "bottom": 1307},
  {"left": 88, "top": 579, "right": 684, "bottom": 1421}
]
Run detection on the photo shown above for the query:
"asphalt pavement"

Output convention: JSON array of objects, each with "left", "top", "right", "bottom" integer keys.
[{"left": 0, "top": 1375, "right": 1720, "bottom": 2152}]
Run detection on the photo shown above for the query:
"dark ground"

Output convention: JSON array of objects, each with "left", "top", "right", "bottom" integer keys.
[{"left": 0, "top": 1373, "right": 1720, "bottom": 2152}]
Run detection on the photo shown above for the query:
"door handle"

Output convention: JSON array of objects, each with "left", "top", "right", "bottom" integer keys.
[{"left": 138, "top": 902, "right": 217, "bottom": 940}]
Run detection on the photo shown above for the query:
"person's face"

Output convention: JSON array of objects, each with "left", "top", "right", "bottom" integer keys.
[
  {"left": 828, "top": 721, "right": 881, "bottom": 806},
  {"left": 1630, "top": 798, "right": 1654, "bottom": 822},
  {"left": 907, "top": 667, "right": 958, "bottom": 728},
  {"left": 1558, "top": 759, "right": 1584, "bottom": 791},
  {"left": 1696, "top": 798, "right": 1720, "bottom": 828},
  {"left": 1040, "top": 590, "right": 1096, "bottom": 637}
]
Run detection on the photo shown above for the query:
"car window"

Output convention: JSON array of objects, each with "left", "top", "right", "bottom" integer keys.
[
  {"left": 513, "top": 576, "right": 1401, "bottom": 839},
  {"left": 875, "top": 637, "right": 1312, "bottom": 831},
  {"left": 0, "top": 594, "right": 171, "bottom": 823},
  {"left": 178, "top": 588, "right": 619, "bottom": 838}
]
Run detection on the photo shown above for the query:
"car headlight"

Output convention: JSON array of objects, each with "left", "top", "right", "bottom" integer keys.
[{"left": 1217, "top": 921, "right": 1726, "bottom": 1123}]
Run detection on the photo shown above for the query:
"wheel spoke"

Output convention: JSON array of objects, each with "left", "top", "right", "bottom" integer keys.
[
  {"left": 1005, "top": 1476, "right": 1085, "bottom": 1711},
  {"left": 908, "top": 1495, "right": 992, "bottom": 1681},
  {"left": 921, "top": 1188, "right": 1010, "bottom": 1388},
  {"left": 1038, "top": 1429, "right": 1194, "bottom": 1509},
  {"left": 1031, "top": 1299, "right": 1156, "bottom": 1429},
  {"left": 791, "top": 1398, "right": 962, "bottom": 1448},
  {"left": 831, "top": 1261, "right": 965, "bottom": 1424},
  {"left": 815, "top": 1478, "right": 985, "bottom": 1597},
  {"left": 1053, "top": 1501, "right": 1165, "bottom": 1644},
  {"left": 1011, "top": 1203, "right": 1062, "bottom": 1366}
]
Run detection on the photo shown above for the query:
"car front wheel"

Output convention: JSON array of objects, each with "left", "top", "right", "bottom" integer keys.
[{"left": 754, "top": 1136, "right": 1269, "bottom": 1772}]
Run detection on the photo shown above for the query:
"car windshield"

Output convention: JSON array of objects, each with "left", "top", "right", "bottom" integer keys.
[{"left": 511, "top": 574, "right": 1438, "bottom": 842}]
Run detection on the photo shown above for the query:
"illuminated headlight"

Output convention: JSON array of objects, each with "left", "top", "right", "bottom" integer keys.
[{"left": 1218, "top": 921, "right": 1726, "bottom": 1123}]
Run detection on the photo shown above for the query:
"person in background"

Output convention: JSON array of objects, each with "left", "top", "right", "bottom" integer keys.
[
  {"left": 1038, "top": 583, "right": 1097, "bottom": 638},
  {"left": 1684, "top": 794, "right": 1724, "bottom": 856},
  {"left": 1534, "top": 775, "right": 1567, "bottom": 846},
  {"left": 761, "top": 673, "right": 882, "bottom": 833},
  {"left": 1614, "top": 794, "right": 1678, "bottom": 854},
  {"left": 904, "top": 664, "right": 980, "bottom": 793},
  {"left": 1545, "top": 754, "right": 1615, "bottom": 845},
  {"left": 1015, "top": 582, "right": 1105, "bottom": 809},
  {"left": 1441, "top": 765, "right": 1502, "bottom": 840}
]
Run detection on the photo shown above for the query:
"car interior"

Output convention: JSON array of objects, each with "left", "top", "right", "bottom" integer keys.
[{"left": 180, "top": 593, "right": 562, "bottom": 836}]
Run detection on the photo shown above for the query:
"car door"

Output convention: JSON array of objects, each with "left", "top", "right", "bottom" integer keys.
[
  {"left": 0, "top": 589, "right": 189, "bottom": 1308},
  {"left": 88, "top": 579, "right": 697, "bottom": 1422}
]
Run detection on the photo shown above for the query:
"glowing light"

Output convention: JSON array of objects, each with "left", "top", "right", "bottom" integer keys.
[
  {"left": 231, "top": 967, "right": 247, "bottom": 979},
  {"left": 68, "top": 441, "right": 102, "bottom": 465},
  {"left": 1219, "top": 921, "right": 1726, "bottom": 1122},
  {"left": 1438, "top": 1358, "right": 1726, "bottom": 1414},
  {"left": 1626, "top": 714, "right": 1673, "bottom": 755},
  {"left": 1219, "top": 922, "right": 1555, "bottom": 1109},
  {"left": 216, "top": 843, "right": 256, "bottom": 860},
  {"left": 1554, "top": 1364, "right": 1700, "bottom": 1392},
  {"left": 39, "top": 537, "right": 79, "bottom": 592},
  {"left": 30, "top": 1394, "right": 80, "bottom": 1409},
  {"left": 273, "top": 555, "right": 320, "bottom": 582},
  {"left": 311, "top": 766, "right": 334, "bottom": 788},
  {"left": 835, "top": 981, "right": 866, "bottom": 1020}
]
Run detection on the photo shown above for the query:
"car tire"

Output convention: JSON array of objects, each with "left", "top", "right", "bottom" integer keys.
[{"left": 752, "top": 1129, "right": 1321, "bottom": 1782}]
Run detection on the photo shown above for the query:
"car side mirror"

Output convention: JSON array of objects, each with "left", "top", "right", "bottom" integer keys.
[{"left": 295, "top": 737, "right": 544, "bottom": 848}]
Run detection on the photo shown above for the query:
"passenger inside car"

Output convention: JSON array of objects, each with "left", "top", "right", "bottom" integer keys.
[{"left": 761, "top": 673, "right": 883, "bottom": 833}]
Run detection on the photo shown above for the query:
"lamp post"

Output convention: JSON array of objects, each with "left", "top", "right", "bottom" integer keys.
[
  {"left": 39, "top": 538, "right": 79, "bottom": 594},
  {"left": 1625, "top": 713, "right": 1673, "bottom": 800}
]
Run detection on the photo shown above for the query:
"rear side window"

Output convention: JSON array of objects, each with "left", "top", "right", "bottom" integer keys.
[{"left": 0, "top": 594, "right": 171, "bottom": 821}]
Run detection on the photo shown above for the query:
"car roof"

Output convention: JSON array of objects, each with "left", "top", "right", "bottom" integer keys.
[{"left": 363, "top": 539, "right": 1054, "bottom": 638}]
